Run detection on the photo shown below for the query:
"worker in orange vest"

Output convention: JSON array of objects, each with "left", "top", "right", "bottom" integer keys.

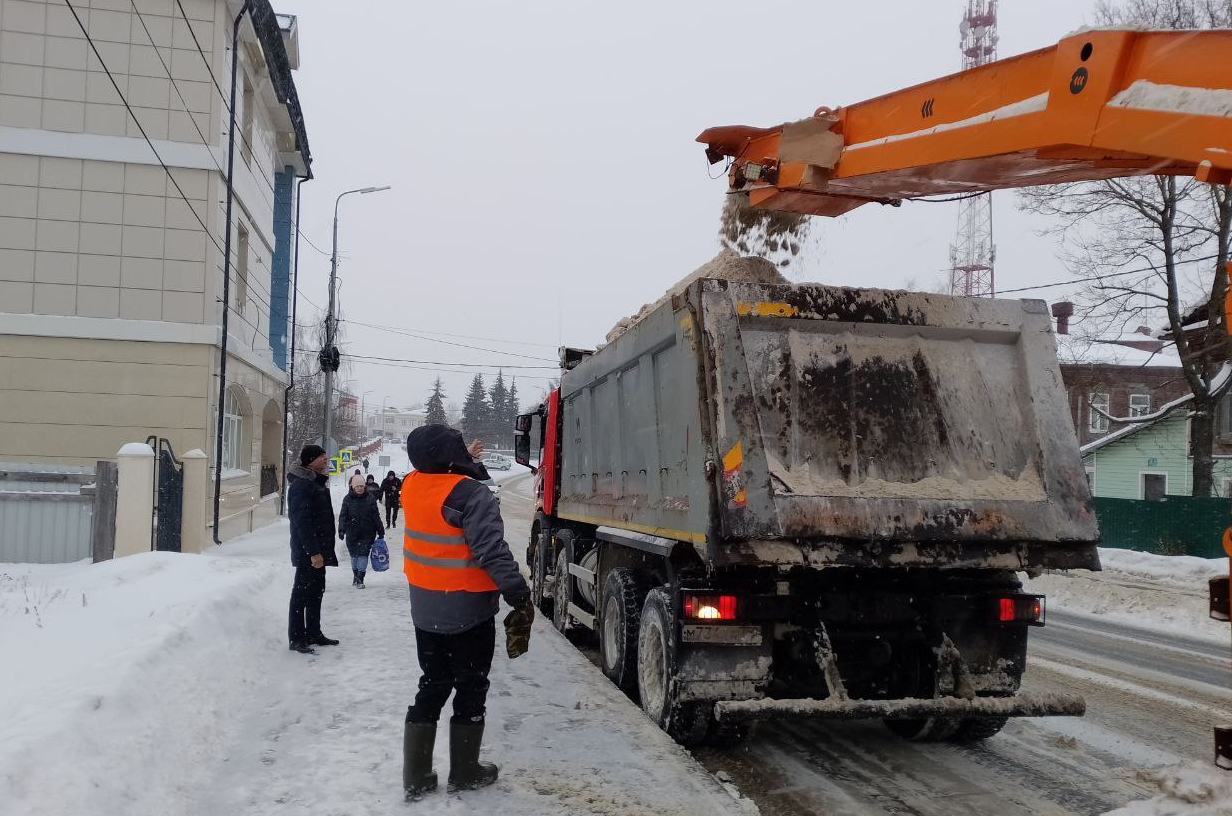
[{"left": 400, "top": 424, "right": 532, "bottom": 801}]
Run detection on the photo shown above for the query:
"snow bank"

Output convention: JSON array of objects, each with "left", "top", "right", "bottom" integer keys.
[
  {"left": 1101, "top": 763, "right": 1232, "bottom": 816},
  {"left": 0, "top": 542, "right": 287, "bottom": 815},
  {"left": 1025, "top": 547, "right": 1228, "bottom": 644},
  {"left": 1097, "top": 547, "right": 1226, "bottom": 585}
]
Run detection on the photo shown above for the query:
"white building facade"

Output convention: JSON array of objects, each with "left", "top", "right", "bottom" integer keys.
[
  {"left": 0, "top": 0, "right": 312, "bottom": 541},
  {"left": 368, "top": 408, "right": 428, "bottom": 442}
]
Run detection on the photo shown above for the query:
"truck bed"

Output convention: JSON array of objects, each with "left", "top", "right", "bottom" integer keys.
[{"left": 555, "top": 278, "right": 1099, "bottom": 571}]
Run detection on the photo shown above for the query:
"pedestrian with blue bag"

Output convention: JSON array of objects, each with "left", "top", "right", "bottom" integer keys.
[{"left": 339, "top": 473, "right": 384, "bottom": 588}]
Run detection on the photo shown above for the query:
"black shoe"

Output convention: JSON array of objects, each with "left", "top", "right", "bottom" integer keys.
[
  {"left": 352, "top": 571, "right": 359, "bottom": 587},
  {"left": 308, "top": 634, "right": 339, "bottom": 646},
  {"left": 358, "top": 571, "right": 366, "bottom": 588},
  {"left": 404, "top": 721, "right": 439, "bottom": 801},
  {"left": 288, "top": 640, "right": 316, "bottom": 654},
  {"left": 447, "top": 719, "right": 498, "bottom": 792}
]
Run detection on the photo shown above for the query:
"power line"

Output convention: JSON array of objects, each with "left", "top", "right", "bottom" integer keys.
[
  {"left": 996, "top": 252, "right": 1224, "bottom": 296},
  {"left": 293, "top": 349, "right": 557, "bottom": 380},
  {"left": 343, "top": 352, "right": 557, "bottom": 369},
  {"left": 341, "top": 318, "right": 558, "bottom": 360}
]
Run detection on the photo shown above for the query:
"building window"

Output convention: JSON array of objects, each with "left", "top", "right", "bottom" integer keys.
[
  {"left": 235, "top": 222, "right": 249, "bottom": 309},
  {"left": 1141, "top": 472, "right": 1167, "bottom": 501},
  {"left": 222, "top": 389, "right": 244, "bottom": 473},
  {"left": 241, "top": 75, "right": 254, "bottom": 168},
  {"left": 1220, "top": 478, "right": 1232, "bottom": 498},
  {"left": 1088, "top": 393, "right": 1110, "bottom": 434},
  {"left": 1129, "top": 394, "right": 1151, "bottom": 418}
]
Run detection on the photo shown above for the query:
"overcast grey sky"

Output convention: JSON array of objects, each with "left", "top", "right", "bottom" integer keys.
[{"left": 279, "top": 0, "right": 1101, "bottom": 417}]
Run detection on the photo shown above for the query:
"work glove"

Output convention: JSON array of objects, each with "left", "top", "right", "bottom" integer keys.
[{"left": 503, "top": 599, "right": 534, "bottom": 659}]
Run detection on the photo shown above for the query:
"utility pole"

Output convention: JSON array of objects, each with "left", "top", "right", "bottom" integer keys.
[{"left": 320, "top": 185, "right": 390, "bottom": 457}]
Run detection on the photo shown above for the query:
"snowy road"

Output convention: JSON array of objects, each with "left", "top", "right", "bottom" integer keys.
[{"left": 494, "top": 476, "right": 1232, "bottom": 816}]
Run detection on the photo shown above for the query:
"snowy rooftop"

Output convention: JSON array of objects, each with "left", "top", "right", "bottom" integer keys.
[{"left": 1054, "top": 333, "right": 1182, "bottom": 368}]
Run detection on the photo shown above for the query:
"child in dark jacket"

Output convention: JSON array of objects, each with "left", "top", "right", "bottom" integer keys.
[{"left": 338, "top": 473, "right": 385, "bottom": 587}]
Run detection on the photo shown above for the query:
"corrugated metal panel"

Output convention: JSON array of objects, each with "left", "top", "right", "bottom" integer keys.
[{"left": 0, "top": 462, "right": 95, "bottom": 564}]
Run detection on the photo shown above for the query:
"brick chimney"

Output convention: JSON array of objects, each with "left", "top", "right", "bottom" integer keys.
[{"left": 1051, "top": 301, "right": 1074, "bottom": 335}]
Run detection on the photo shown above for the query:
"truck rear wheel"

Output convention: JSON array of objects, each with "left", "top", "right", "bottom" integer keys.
[
  {"left": 552, "top": 549, "right": 573, "bottom": 633},
  {"left": 950, "top": 716, "right": 1009, "bottom": 742},
  {"left": 637, "top": 588, "right": 709, "bottom": 747},
  {"left": 598, "top": 569, "right": 642, "bottom": 692},
  {"left": 884, "top": 716, "right": 963, "bottom": 742}
]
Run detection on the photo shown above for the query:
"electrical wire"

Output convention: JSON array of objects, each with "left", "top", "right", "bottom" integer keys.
[
  {"left": 340, "top": 318, "right": 558, "bottom": 362},
  {"left": 343, "top": 352, "right": 557, "bottom": 369},
  {"left": 995, "top": 252, "right": 1224, "bottom": 296},
  {"left": 340, "top": 317, "right": 559, "bottom": 349}
]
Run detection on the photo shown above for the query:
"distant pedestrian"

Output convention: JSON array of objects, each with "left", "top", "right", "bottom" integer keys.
[
  {"left": 286, "top": 444, "right": 340, "bottom": 654},
  {"left": 365, "top": 473, "right": 382, "bottom": 505},
  {"left": 400, "top": 425, "right": 532, "bottom": 800},
  {"left": 338, "top": 473, "right": 384, "bottom": 588},
  {"left": 363, "top": 457, "right": 370, "bottom": 473},
  {"left": 381, "top": 470, "right": 402, "bottom": 527}
]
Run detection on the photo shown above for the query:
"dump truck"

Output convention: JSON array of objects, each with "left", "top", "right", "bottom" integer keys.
[
  {"left": 512, "top": 26, "right": 1232, "bottom": 748},
  {"left": 514, "top": 278, "right": 1096, "bottom": 746}
]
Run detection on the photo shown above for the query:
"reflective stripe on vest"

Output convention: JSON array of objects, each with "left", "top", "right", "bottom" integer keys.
[{"left": 400, "top": 471, "right": 498, "bottom": 593}]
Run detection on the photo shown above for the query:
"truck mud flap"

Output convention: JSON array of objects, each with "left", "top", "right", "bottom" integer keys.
[{"left": 714, "top": 692, "right": 1085, "bottom": 723}]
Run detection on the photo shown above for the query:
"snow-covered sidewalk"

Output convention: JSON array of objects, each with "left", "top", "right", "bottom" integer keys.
[{"left": 1, "top": 521, "right": 756, "bottom": 816}]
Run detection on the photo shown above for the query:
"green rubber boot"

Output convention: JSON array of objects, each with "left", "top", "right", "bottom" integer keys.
[
  {"left": 403, "top": 721, "right": 438, "bottom": 801},
  {"left": 447, "top": 719, "right": 498, "bottom": 792}
]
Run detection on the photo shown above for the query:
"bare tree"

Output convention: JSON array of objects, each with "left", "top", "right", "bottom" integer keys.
[
  {"left": 287, "top": 309, "right": 359, "bottom": 456},
  {"left": 1019, "top": 0, "right": 1232, "bottom": 496}
]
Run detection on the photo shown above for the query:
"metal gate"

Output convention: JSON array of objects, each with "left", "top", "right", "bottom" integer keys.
[{"left": 146, "top": 437, "right": 183, "bottom": 553}]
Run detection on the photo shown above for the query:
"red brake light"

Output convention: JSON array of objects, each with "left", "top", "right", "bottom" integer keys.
[
  {"left": 995, "top": 594, "right": 1044, "bottom": 625},
  {"left": 684, "top": 594, "right": 738, "bottom": 621}
]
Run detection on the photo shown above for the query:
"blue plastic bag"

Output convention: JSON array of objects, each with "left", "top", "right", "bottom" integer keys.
[{"left": 370, "top": 537, "right": 390, "bottom": 572}]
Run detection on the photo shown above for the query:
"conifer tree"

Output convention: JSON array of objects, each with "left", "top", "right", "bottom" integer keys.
[{"left": 425, "top": 378, "right": 449, "bottom": 426}]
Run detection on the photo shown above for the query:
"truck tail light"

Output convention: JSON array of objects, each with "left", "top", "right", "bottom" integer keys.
[
  {"left": 684, "top": 594, "right": 739, "bottom": 621},
  {"left": 995, "top": 594, "right": 1044, "bottom": 626}
]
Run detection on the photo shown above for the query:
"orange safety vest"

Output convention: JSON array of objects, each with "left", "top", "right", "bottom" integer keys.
[{"left": 401, "top": 472, "right": 499, "bottom": 593}]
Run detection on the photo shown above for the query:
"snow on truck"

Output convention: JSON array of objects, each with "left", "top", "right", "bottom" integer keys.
[{"left": 512, "top": 27, "right": 1232, "bottom": 748}]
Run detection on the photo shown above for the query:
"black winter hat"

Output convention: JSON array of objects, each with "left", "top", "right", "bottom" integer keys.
[
  {"left": 407, "top": 425, "right": 489, "bottom": 481},
  {"left": 299, "top": 444, "right": 326, "bottom": 467}
]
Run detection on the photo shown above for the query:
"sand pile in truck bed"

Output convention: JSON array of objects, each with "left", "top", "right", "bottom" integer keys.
[{"left": 605, "top": 250, "right": 788, "bottom": 344}]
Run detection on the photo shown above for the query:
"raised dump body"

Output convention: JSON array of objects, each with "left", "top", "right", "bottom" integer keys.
[{"left": 555, "top": 277, "right": 1099, "bottom": 571}]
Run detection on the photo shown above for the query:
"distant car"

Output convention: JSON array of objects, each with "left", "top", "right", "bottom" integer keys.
[
  {"left": 480, "top": 478, "right": 502, "bottom": 503},
  {"left": 482, "top": 454, "right": 511, "bottom": 471}
]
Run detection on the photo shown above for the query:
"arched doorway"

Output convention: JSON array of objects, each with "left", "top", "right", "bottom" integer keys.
[{"left": 261, "top": 399, "right": 283, "bottom": 497}]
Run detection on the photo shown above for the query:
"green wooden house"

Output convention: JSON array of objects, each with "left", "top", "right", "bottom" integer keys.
[{"left": 1081, "top": 393, "right": 1232, "bottom": 499}]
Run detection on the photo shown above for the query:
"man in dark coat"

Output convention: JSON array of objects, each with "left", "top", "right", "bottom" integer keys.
[
  {"left": 286, "top": 444, "right": 340, "bottom": 654},
  {"left": 400, "top": 425, "right": 532, "bottom": 800},
  {"left": 380, "top": 470, "right": 402, "bottom": 527}
]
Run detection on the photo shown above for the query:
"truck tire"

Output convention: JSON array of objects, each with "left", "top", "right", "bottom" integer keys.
[
  {"left": 950, "top": 715, "right": 1009, "bottom": 742},
  {"left": 552, "top": 549, "right": 573, "bottom": 633},
  {"left": 598, "top": 569, "right": 642, "bottom": 692},
  {"left": 884, "top": 716, "right": 963, "bottom": 742},
  {"left": 531, "top": 527, "right": 554, "bottom": 619},
  {"left": 637, "top": 588, "right": 709, "bottom": 747}
]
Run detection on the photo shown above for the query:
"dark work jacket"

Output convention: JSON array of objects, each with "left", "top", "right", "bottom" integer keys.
[
  {"left": 286, "top": 464, "right": 338, "bottom": 568},
  {"left": 380, "top": 475, "right": 402, "bottom": 507},
  {"left": 338, "top": 489, "right": 385, "bottom": 558}
]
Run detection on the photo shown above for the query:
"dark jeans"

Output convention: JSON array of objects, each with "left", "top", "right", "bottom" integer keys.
[
  {"left": 407, "top": 618, "right": 496, "bottom": 724},
  {"left": 288, "top": 565, "right": 326, "bottom": 643},
  {"left": 386, "top": 502, "right": 399, "bottom": 527}
]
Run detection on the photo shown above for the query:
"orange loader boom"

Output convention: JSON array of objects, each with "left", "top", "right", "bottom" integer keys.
[{"left": 698, "top": 29, "right": 1232, "bottom": 217}]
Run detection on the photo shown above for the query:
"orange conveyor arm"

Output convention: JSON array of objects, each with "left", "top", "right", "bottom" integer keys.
[{"left": 698, "top": 29, "right": 1232, "bottom": 217}]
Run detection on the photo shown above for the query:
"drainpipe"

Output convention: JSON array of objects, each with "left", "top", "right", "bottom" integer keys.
[
  {"left": 212, "top": 1, "right": 252, "bottom": 545},
  {"left": 280, "top": 175, "right": 307, "bottom": 515}
]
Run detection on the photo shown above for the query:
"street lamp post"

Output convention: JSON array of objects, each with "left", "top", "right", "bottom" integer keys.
[
  {"left": 321, "top": 185, "right": 390, "bottom": 458},
  {"left": 360, "top": 389, "right": 374, "bottom": 443}
]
